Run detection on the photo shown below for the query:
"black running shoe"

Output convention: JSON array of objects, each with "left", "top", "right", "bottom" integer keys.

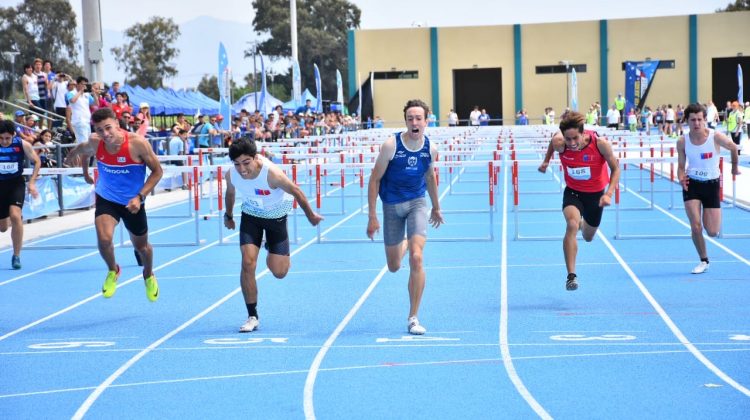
[{"left": 566, "top": 273, "right": 578, "bottom": 291}]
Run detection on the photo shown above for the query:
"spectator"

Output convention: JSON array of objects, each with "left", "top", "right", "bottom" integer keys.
[
  {"left": 447, "top": 109, "right": 458, "bottom": 127},
  {"left": 469, "top": 105, "right": 481, "bottom": 126},
  {"left": 427, "top": 110, "right": 437, "bottom": 127},
  {"left": 51, "top": 73, "right": 71, "bottom": 128},
  {"left": 21, "top": 63, "right": 40, "bottom": 110},
  {"left": 706, "top": 100, "right": 719, "bottom": 129},
  {"left": 606, "top": 105, "right": 620, "bottom": 129},
  {"left": 295, "top": 99, "right": 314, "bottom": 116},
  {"left": 66, "top": 76, "right": 96, "bottom": 143},
  {"left": 169, "top": 129, "right": 189, "bottom": 189},
  {"left": 136, "top": 102, "right": 152, "bottom": 136},
  {"left": 614, "top": 92, "right": 625, "bottom": 122},
  {"left": 478, "top": 109, "right": 490, "bottom": 126},
  {"left": 108, "top": 81, "right": 120, "bottom": 98},
  {"left": 516, "top": 109, "right": 529, "bottom": 125},
  {"left": 32, "top": 129, "right": 56, "bottom": 167},
  {"left": 374, "top": 115, "right": 384, "bottom": 128},
  {"left": 13, "top": 111, "right": 35, "bottom": 143},
  {"left": 111, "top": 92, "right": 132, "bottom": 120}
]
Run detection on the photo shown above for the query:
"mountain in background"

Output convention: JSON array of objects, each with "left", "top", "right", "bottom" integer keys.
[{"left": 99, "top": 16, "right": 279, "bottom": 90}]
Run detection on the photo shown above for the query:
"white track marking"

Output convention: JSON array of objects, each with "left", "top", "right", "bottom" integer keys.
[
  {"left": 597, "top": 230, "right": 750, "bottom": 397},
  {"left": 71, "top": 209, "right": 364, "bottom": 419},
  {"left": 499, "top": 161, "right": 552, "bottom": 418}
]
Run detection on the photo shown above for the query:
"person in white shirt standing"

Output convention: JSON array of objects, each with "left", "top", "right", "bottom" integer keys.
[
  {"left": 66, "top": 76, "right": 96, "bottom": 144},
  {"left": 677, "top": 103, "right": 740, "bottom": 274},
  {"left": 469, "top": 106, "right": 481, "bottom": 126},
  {"left": 606, "top": 105, "right": 620, "bottom": 129}
]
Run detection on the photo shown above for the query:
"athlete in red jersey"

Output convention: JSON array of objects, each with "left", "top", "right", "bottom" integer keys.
[
  {"left": 539, "top": 111, "right": 620, "bottom": 290},
  {"left": 65, "top": 107, "right": 163, "bottom": 301}
]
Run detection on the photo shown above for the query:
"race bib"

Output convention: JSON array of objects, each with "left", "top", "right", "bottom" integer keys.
[
  {"left": 687, "top": 167, "right": 710, "bottom": 180},
  {"left": 0, "top": 162, "right": 19, "bottom": 174},
  {"left": 566, "top": 166, "right": 591, "bottom": 181}
]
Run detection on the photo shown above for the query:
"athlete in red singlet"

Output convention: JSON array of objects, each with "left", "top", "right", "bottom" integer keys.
[{"left": 539, "top": 111, "right": 620, "bottom": 290}]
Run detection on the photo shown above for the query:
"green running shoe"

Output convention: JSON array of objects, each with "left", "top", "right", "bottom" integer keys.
[
  {"left": 102, "top": 265, "right": 120, "bottom": 298},
  {"left": 144, "top": 274, "right": 159, "bottom": 302}
]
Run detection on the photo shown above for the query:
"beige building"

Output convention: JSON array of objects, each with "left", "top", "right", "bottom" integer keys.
[{"left": 347, "top": 11, "right": 750, "bottom": 126}]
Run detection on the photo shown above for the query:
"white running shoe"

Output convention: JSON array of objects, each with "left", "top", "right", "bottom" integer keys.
[
  {"left": 408, "top": 317, "right": 426, "bottom": 335},
  {"left": 691, "top": 261, "right": 709, "bottom": 274},
  {"left": 239, "top": 316, "right": 260, "bottom": 333}
]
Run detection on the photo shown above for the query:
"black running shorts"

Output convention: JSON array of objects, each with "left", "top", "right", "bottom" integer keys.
[
  {"left": 562, "top": 187, "right": 605, "bottom": 228},
  {"left": 95, "top": 194, "right": 149, "bottom": 236},
  {"left": 682, "top": 177, "right": 720, "bottom": 209},
  {"left": 239, "top": 213, "right": 290, "bottom": 256},
  {"left": 0, "top": 176, "right": 25, "bottom": 219}
]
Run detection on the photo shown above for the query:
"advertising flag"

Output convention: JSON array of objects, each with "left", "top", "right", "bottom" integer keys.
[
  {"left": 625, "top": 60, "right": 660, "bottom": 113},
  {"left": 336, "top": 69, "right": 343, "bottom": 105},
  {"left": 739, "top": 64, "right": 744, "bottom": 104},
  {"left": 314, "top": 63, "right": 322, "bottom": 113},
  {"left": 218, "top": 42, "right": 231, "bottom": 129}
]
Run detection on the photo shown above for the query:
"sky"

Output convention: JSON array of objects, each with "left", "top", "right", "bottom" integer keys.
[
  {"left": 0, "top": 0, "right": 735, "bottom": 88},
  {"left": 0, "top": 0, "right": 733, "bottom": 32}
]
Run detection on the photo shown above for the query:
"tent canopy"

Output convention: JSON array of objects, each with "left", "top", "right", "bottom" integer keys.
[
  {"left": 232, "top": 91, "right": 284, "bottom": 114},
  {"left": 121, "top": 85, "right": 220, "bottom": 116}
]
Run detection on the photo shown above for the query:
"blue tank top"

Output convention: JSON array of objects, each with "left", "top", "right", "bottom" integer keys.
[
  {"left": 379, "top": 132, "right": 431, "bottom": 204},
  {"left": 95, "top": 131, "right": 147, "bottom": 205},
  {"left": 0, "top": 137, "right": 25, "bottom": 180}
]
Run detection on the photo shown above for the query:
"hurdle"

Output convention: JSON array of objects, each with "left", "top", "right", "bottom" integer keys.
[
  {"left": 21, "top": 165, "right": 205, "bottom": 250},
  {"left": 315, "top": 160, "right": 497, "bottom": 243}
]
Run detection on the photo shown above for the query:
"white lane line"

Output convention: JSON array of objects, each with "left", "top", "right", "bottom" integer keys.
[
  {"left": 71, "top": 208, "right": 365, "bottom": 420},
  {"left": 597, "top": 230, "right": 750, "bottom": 397},
  {"left": 0, "top": 217, "right": 195, "bottom": 287},
  {"left": 302, "top": 167, "right": 465, "bottom": 419},
  {"left": 0, "top": 231, "right": 225, "bottom": 342},
  {"left": 623, "top": 187, "right": 750, "bottom": 267},
  {"left": 499, "top": 160, "right": 552, "bottom": 418},
  {"left": 10, "top": 347, "right": 750, "bottom": 401}
]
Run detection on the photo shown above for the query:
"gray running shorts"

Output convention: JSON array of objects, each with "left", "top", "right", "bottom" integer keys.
[{"left": 382, "top": 197, "right": 428, "bottom": 246}]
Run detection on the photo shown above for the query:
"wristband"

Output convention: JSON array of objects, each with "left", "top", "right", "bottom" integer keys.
[
  {"left": 224, "top": 212, "right": 233, "bottom": 220},
  {"left": 138, "top": 193, "right": 146, "bottom": 202}
]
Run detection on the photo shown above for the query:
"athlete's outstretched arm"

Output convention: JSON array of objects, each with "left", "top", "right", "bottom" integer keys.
[{"left": 269, "top": 166, "right": 323, "bottom": 226}]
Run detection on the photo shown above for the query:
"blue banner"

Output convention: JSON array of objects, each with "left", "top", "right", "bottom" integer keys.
[
  {"left": 218, "top": 42, "right": 231, "bottom": 130},
  {"left": 739, "top": 64, "right": 744, "bottom": 104},
  {"left": 314, "top": 63, "right": 322, "bottom": 113},
  {"left": 61, "top": 175, "right": 95, "bottom": 210},
  {"left": 259, "top": 51, "right": 270, "bottom": 115},
  {"left": 22, "top": 176, "right": 60, "bottom": 220},
  {"left": 625, "top": 60, "right": 660, "bottom": 112}
]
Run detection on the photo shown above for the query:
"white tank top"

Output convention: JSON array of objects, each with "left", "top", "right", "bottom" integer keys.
[
  {"left": 230, "top": 156, "right": 293, "bottom": 219},
  {"left": 684, "top": 129, "right": 720, "bottom": 181},
  {"left": 23, "top": 74, "right": 39, "bottom": 100}
]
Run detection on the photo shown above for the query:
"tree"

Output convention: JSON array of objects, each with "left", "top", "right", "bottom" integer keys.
[
  {"left": 717, "top": 0, "right": 750, "bottom": 11},
  {"left": 0, "top": 0, "right": 81, "bottom": 100},
  {"left": 249, "top": 0, "right": 361, "bottom": 102},
  {"left": 111, "top": 17, "right": 180, "bottom": 88},
  {"left": 197, "top": 74, "right": 219, "bottom": 100}
]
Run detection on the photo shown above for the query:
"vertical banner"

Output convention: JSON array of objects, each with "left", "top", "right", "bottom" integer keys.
[
  {"left": 625, "top": 60, "right": 660, "bottom": 112},
  {"left": 259, "top": 51, "right": 270, "bottom": 115},
  {"left": 570, "top": 68, "right": 578, "bottom": 112},
  {"left": 292, "top": 59, "right": 302, "bottom": 108},
  {"left": 336, "top": 69, "right": 343, "bottom": 105},
  {"left": 314, "top": 63, "right": 322, "bottom": 113},
  {"left": 218, "top": 42, "right": 231, "bottom": 129},
  {"left": 739, "top": 64, "right": 744, "bottom": 104}
]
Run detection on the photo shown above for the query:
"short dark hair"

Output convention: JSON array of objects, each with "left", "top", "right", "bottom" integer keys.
[
  {"left": 684, "top": 103, "right": 706, "bottom": 119},
  {"left": 559, "top": 111, "right": 586, "bottom": 133},
  {"left": 403, "top": 99, "right": 430, "bottom": 120},
  {"left": 0, "top": 120, "right": 16, "bottom": 135},
  {"left": 92, "top": 107, "right": 117, "bottom": 123},
  {"left": 228, "top": 138, "right": 258, "bottom": 160},
  {"left": 76, "top": 76, "right": 89, "bottom": 84}
]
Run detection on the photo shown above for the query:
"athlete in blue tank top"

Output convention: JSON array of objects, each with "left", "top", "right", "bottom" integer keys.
[
  {"left": 367, "top": 99, "right": 444, "bottom": 336},
  {"left": 0, "top": 120, "right": 41, "bottom": 269}
]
